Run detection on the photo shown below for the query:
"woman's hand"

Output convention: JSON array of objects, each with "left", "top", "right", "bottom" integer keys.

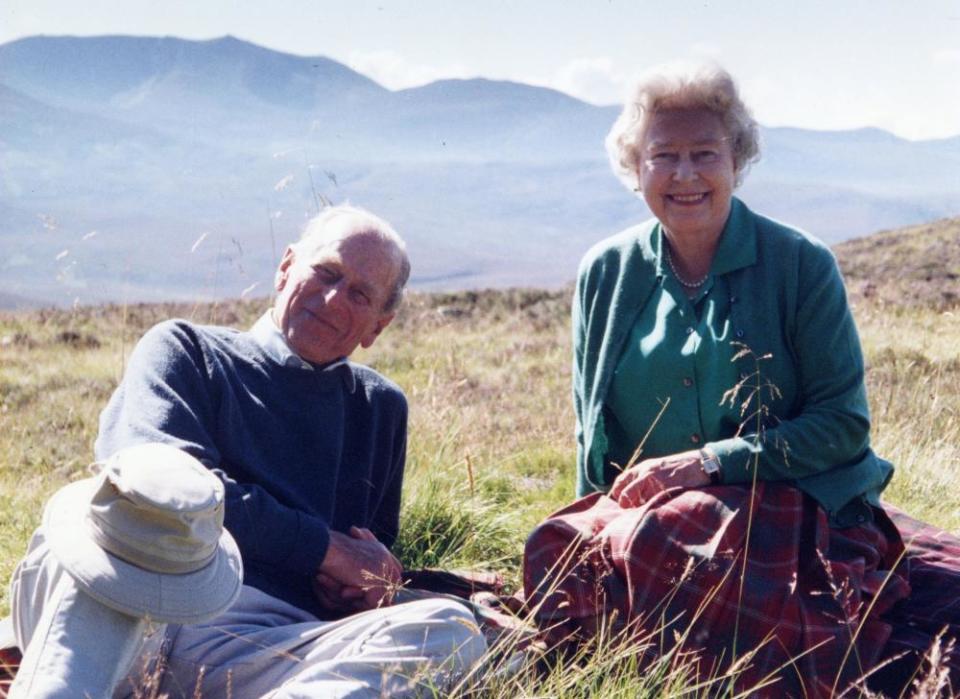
[{"left": 609, "top": 450, "right": 713, "bottom": 507}]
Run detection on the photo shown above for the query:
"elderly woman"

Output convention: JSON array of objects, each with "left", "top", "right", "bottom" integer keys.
[{"left": 524, "top": 63, "right": 960, "bottom": 697}]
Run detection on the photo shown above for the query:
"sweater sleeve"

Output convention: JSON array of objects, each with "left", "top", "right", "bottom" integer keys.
[
  {"left": 572, "top": 267, "right": 592, "bottom": 497},
  {"left": 707, "top": 244, "right": 872, "bottom": 483},
  {"left": 369, "top": 393, "right": 407, "bottom": 550},
  {"left": 94, "top": 321, "right": 331, "bottom": 576}
]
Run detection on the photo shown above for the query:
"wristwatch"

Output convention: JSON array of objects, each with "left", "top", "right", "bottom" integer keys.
[{"left": 699, "top": 448, "right": 722, "bottom": 485}]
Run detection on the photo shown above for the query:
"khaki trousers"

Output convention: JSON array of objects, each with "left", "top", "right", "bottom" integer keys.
[{"left": 9, "top": 528, "right": 487, "bottom": 698}]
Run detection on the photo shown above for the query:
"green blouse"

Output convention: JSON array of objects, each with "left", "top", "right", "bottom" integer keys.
[{"left": 605, "top": 248, "right": 741, "bottom": 470}]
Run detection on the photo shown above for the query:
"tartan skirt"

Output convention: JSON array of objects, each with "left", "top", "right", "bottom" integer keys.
[{"left": 523, "top": 483, "right": 960, "bottom": 697}]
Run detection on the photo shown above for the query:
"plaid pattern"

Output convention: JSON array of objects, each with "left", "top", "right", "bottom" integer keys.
[
  {"left": 873, "top": 505, "right": 960, "bottom": 691},
  {"left": 0, "top": 647, "right": 19, "bottom": 698},
  {"left": 524, "top": 484, "right": 917, "bottom": 697}
]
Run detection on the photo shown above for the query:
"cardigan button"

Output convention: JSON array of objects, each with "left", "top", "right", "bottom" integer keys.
[
  {"left": 690, "top": 433, "right": 702, "bottom": 444},
  {"left": 686, "top": 327, "right": 694, "bottom": 335},
  {"left": 729, "top": 295, "right": 738, "bottom": 304},
  {"left": 735, "top": 328, "right": 745, "bottom": 338},
  {"left": 683, "top": 377, "right": 694, "bottom": 387}
]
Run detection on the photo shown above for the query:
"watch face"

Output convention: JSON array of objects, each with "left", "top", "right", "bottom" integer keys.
[
  {"left": 700, "top": 452, "right": 721, "bottom": 483},
  {"left": 700, "top": 451, "right": 719, "bottom": 472}
]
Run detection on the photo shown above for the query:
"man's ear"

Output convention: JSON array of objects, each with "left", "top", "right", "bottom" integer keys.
[
  {"left": 360, "top": 313, "right": 395, "bottom": 349},
  {"left": 275, "top": 246, "right": 296, "bottom": 292}
]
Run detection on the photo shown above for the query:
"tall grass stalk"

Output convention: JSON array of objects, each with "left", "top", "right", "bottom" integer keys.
[{"left": 1, "top": 284, "right": 958, "bottom": 695}]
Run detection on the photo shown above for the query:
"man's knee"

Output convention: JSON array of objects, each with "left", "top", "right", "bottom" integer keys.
[{"left": 393, "top": 598, "right": 488, "bottom": 665}]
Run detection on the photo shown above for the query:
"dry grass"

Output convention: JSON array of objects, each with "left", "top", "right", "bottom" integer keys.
[{"left": 1, "top": 219, "right": 959, "bottom": 695}]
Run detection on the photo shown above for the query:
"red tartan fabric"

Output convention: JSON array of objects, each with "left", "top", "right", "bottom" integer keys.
[
  {"left": 524, "top": 483, "right": 913, "bottom": 698},
  {"left": 873, "top": 505, "right": 960, "bottom": 691},
  {"left": 0, "top": 647, "right": 20, "bottom": 698}
]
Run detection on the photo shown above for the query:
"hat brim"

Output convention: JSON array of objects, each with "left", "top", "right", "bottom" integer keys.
[{"left": 44, "top": 477, "right": 244, "bottom": 624}]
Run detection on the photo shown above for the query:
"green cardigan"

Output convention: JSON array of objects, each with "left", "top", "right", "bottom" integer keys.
[{"left": 573, "top": 197, "right": 893, "bottom": 527}]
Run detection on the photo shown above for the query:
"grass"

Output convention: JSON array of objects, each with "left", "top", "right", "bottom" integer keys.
[{"left": 1, "top": 219, "right": 959, "bottom": 695}]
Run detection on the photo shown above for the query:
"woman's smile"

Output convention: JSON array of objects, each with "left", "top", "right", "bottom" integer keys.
[{"left": 666, "top": 192, "right": 710, "bottom": 204}]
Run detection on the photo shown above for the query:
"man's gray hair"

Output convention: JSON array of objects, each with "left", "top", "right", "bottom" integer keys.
[
  {"left": 295, "top": 204, "right": 410, "bottom": 312},
  {"left": 606, "top": 61, "right": 761, "bottom": 192}
]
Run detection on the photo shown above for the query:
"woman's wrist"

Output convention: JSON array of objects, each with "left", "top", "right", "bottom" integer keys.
[{"left": 699, "top": 448, "right": 722, "bottom": 484}]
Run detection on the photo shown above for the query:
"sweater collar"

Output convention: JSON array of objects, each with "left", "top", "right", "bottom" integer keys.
[
  {"left": 249, "top": 311, "right": 356, "bottom": 392},
  {"left": 711, "top": 197, "right": 757, "bottom": 275}
]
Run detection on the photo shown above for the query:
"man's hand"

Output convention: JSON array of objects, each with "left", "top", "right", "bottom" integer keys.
[
  {"left": 609, "top": 450, "right": 712, "bottom": 508},
  {"left": 312, "top": 571, "right": 365, "bottom": 614},
  {"left": 314, "top": 526, "right": 402, "bottom": 612}
]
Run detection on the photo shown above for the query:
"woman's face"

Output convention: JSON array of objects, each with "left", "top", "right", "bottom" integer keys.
[{"left": 636, "top": 108, "right": 736, "bottom": 242}]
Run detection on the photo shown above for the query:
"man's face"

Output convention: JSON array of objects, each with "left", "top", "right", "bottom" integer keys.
[{"left": 272, "top": 226, "right": 398, "bottom": 364}]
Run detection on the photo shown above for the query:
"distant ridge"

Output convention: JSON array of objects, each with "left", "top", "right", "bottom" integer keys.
[
  {"left": 3, "top": 213, "right": 956, "bottom": 312},
  {"left": 0, "top": 290, "right": 50, "bottom": 310},
  {"left": 836, "top": 215, "right": 960, "bottom": 309},
  {"left": 1, "top": 34, "right": 958, "bottom": 305},
  {"left": 0, "top": 34, "right": 385, "bottom": 104}
]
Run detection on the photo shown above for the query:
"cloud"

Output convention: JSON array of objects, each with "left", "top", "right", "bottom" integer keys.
[
  {"left": 549, "top": 51, "right": 730, "bottom": 106},
  {"left": 933, "top": 49, "right": 960, "bottom": 65},
  {"left": 550, "top": 57, "right": 626, "bottom": 105},
  {"left": 347, "top": 50, "right": 470, "bottom": 90}
]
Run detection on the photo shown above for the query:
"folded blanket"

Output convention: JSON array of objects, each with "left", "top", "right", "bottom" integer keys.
[{"left": 523, "top": 484, "right": 928, "bottom": 697}]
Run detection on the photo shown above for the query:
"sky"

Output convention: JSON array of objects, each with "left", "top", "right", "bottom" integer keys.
[{"left": 3, "top": 0, "right": 959, "bottom": 140}]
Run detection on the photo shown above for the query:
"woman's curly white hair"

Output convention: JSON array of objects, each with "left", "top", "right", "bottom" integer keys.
[{"left": 606, "top": 62, "right": 761, "bottom": 192}]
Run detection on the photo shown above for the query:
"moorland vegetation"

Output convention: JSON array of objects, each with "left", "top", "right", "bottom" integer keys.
[{"left": 0, "top": 215, "right": 958, "bottom": 696}]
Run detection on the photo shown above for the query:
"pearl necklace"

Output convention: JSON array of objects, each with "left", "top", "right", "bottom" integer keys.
[{"left": 664, "top": 245, "right": 709, "bottom": 289}]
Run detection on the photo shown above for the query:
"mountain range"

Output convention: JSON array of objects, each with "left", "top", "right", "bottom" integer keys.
[{"left": 1, "top": 34, "right": 958, "bottom": 307}]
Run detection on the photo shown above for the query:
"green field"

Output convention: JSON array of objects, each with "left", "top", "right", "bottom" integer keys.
[{"left": 1, "top": 216, "right": 958, "bottom": 696}]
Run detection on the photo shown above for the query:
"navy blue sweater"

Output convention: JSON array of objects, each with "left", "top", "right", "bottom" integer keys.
[{"left": 95, "top": 319, "right": 408, "bottom": 618}]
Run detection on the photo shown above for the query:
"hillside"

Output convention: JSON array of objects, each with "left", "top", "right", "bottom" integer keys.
[
  {"left": 835, "top": 214, "right": 960, "bottom": 309},
  {"left": 2, "top": 34, "right": 959, "bottom": 306},
  {"left": 1, "top": 216, "right": 959, "bottom": 695}
]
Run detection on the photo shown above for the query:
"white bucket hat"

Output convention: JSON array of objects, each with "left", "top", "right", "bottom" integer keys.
[{"left": 44, "top": 443, "right": 243, "bottom": 624}]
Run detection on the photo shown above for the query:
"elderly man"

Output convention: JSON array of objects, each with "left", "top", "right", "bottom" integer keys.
[{"left": 8, "top": 205, "right": 487, "bottom": 698}]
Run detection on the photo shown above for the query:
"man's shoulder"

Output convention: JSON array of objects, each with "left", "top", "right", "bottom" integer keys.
[
  {"left": 141, "top": 318, "right": 246, "bottom": 352},
  {"left": 347, "top": 363, "right": 408, "bottom": 408},
  {"left": 131, "top": 319, "right": 270, "bottom": 376}
]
